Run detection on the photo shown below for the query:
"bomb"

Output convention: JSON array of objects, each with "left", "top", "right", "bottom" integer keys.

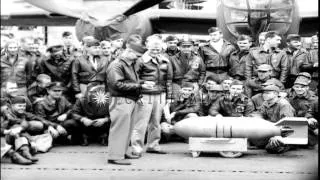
[{"left": 173, "top": 116, "right": 295, "bottom": 140}]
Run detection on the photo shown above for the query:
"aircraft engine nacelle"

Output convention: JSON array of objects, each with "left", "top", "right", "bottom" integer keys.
[{"left": 75, "top": 13, "right": 153, "bottom": 42}]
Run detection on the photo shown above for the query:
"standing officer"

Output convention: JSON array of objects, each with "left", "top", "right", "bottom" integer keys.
[
  {"left": 164, "top": 35, "right": 180, "bottom": 58},
  {"left": 305, "top": 33, "right": 318, "bottom": 93},
  {"left": 71, "top": 39, "right": 109, "bottom": 98},
  {"left": 170, "top": 39, "right": 205, "bottom": 98},
  {"left": 131, "top": 35, "right": 173, "bottom": 157},
  {"left": 100, "top": 40, "right": 113, "bottom": 63},
  {"left": 38, "top": 45, "right": 74, "bottom": 102},
  {"left": 106, "top": 42, "right": 146, "bottom": 165},
  {"left": 198, "top": 27, "right": 236, "bottom": 83},
  {"left": 61, "top": 31, "right": 81, "bottom": 58},
  {"left": 228, "top": 35, "right": 252, "bottom": 81},
  {"left": 1, "top": 40, "right": 30, "bottom": 95},
  {"left": 245, "top": 31, "right": 289, "bottom": 84},
  {"left": 111, "top": 38, "right": 124, "bottom": 59},
  {"left": 284, "top": 34, "right": 311, "bottom": 88}
]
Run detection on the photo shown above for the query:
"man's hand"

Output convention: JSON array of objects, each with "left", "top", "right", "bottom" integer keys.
[
  {"left": 75, "top": 93, "right": 83, "bottom": 99},
  {"left": 165, "top": 99, "right": 172, "bottom": 104},
  {"left": 307, "top": 118, "right": 318, "bottom": 129},
  {"left": 34, "top": 97, "right": 45, "bottom": 103},
  {"left": 269, "top": 136, "right": 284, "bottom": 147},
  {"left": 3, "top": 129, "right": 12, "bottom": 135},
  {"left": 48, "top": 126, "right": 59, "bottom": 138},
  {"left": 56, "top": 125, "right": 67, "bottom": 136},
  {"left": 141, "top": 83, "right": 154, "bottom": 90},
  {"left": 169, "top": 112, "right": 176, "bottom": 122},
  {"left": 57, "top": 114, "right": 68, "bottom": 122},
  {"left": 81, "top": 117, "right": 93, "bottom": 127},
  {"left": 92, "top": 118, "right": 108, "bottom": 127},
  {"left": 1, "top": 105, "right": 8, "bottom": 113},
  {"left": 9, "top": 127, "right": 22, "bottom": 136},
  {"left": 161, "top": 122, "right": 174, "bottom": 134},
  {"left": 314, "top": 62, "right": 318, "bottom": 67}
]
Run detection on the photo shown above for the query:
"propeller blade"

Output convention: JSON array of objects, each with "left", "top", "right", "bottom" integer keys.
[{"left": 123, "top": 0, "right": 166, "bottom": 17}]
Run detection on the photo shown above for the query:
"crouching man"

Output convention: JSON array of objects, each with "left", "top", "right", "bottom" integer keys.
[
  {"left": 34, "top": 82, "right": 81, "bottom": 144},
  {"left": 161, "top": 82, "right": 200, "bottom": 142},
  {"left": 255, "top": 85, "right": 296, "bottom": 153},
  {"left": 1, "top": 96, "right": 43, "bottom": 165},
  {"left": 71, "top": 84, "right": 110, "bottom": 146},
  {"left": 208, "top": 80, "right": 255, "bottom": 117}
]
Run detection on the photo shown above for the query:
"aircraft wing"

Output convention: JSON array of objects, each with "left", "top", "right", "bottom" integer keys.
[
  {"left": 149, "top": 9, "right": 216, "bottom": 35},
  {"left": 1, "top": 0, "right": 77, "bottom": 26}
]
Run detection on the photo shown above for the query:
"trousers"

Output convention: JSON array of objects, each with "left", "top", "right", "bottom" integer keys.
[
  {"left": 108, "top": 97, "right": 137, "bottom": 160},
  {"left": 131, "top": 93, "right": 166, "bottom": 154}
]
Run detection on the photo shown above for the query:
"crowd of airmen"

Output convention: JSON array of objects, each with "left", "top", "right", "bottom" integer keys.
[{"left": 0, "top": 28, "right": 318, "bottom": 165}]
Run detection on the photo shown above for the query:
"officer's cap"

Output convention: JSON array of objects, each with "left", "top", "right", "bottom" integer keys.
[
  {"left": 262, "top": 85, "right": 280, "bottom": 92},
  {"left": 257, "top": 64, "right": 272, "bottom": 71},
  {"left": 86, "top": 39, "right": 100, "bottom": 47},
  {"left": 10, "top": 96, "right": 26, "bottom": 104},
  {"left": 294, "top": 78, "right": 309, "bottom": 86},
  {"left": 127, "top": 42, "right": 146, "bottom": 55},
  {"left": 297, "top": 72, "right": 311, "bottom": 80},
  {"left": 46, "top": 82, "right": 66, "bottom": 91},
  {"left": 261, "top": 79, "right": 282, "bottom": 88},
  {"left": 208, "top": 27, "right": 221, "bottom": 34},
  {"left": 47, "top": 45, "right": 64, "bottom": 53},
  {"left": 286, "top": 34, "right": 301, "bottom": 42},
  {"left": 181, "top": 82, "right": 194, "bottom": 89},
  {"left": 36, "top": 74, "right": 51, "bottom": 82},
  {"left": 165, "top": 35, "right": 178, "bottom": 42},
  {"left": 180, "top": 38, "right": 193, "bottom": 46}
]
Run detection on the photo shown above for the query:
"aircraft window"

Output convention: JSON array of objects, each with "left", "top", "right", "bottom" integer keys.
[
  {"left": 270, "top": 10, "right": 292, "bottom": 22},
  {"left": 226, "top": 9, "right": 248, "bottom": 23},
  {"left": 222, "top": 0, "right": 294, "bottom": 39},
  {"left": 269, "top": 0, "right": 293, "bottom": 8},
  {"left": 222, "top": 0, "right": 247, "bottom": 9}
]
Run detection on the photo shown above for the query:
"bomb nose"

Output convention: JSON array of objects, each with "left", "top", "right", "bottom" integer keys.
[{"left": 280, "top": 127, "right": 294, "bottom": 137}]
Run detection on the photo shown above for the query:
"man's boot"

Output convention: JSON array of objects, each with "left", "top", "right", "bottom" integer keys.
[
  {"left": 100, "top": 133, "right": 108, "bottom": 146},
  {"left": 11, "top": 152, "right": 33, "bottom": 165},
  {"left": 19, "top": 145, "right": 38, "bottom": 162},
  {"left": 81, "top": 134, "right": 89, "bottom": 146}
]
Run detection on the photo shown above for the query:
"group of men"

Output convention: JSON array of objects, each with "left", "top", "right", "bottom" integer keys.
[{"left": 0, "top": 27, "right": 318, "bottom": 166}]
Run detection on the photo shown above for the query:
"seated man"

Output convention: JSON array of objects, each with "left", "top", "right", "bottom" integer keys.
[
  {"left": 287, "top": 77, "right": 318, "bottom": 148},
  {"left": 161, "top": 82, "right": 200, "bottom": 141},
  {"left": 254, "top": 85, "right": 296, "bottom": 154},
  {"left": 27, "top": 74, "right": 51, "bottom": 104},
  {"left": 1, "top": 80, "right": 33, "bottom": 114},
  {"left": 198, "top": 75, "right": 220, "bottom": 116},
  {"left": 199, "top": 84, "right": 224, "bottom": 117},
  {"left": 34, "top": 82, "right": 80, "bottom": 144},
  {"left": 71, "top": 84, "right": 110, "bottom": 146},
  {"left": 221, "top": 77, "right": 233, "bottom": 95},
  {"left": 251, "top": 79, "right": 285, "bottom": 112},
  {"left": 245, "top": 64, "right": 284, "bottom": 98},
  {"left": 209, "top": 80, "right": 255, "bottom": 117},
  {"left": 1, "top": 96, "right": 43, "bottom": 165}
]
